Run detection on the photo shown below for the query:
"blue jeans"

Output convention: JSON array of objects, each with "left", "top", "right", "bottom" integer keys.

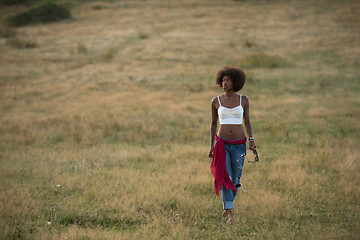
[{"left": 221, "top": 141, "right": 247, "bottom": 209}]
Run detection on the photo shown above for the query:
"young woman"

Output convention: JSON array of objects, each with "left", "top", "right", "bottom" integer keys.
[{"left": 209, "top": 66, "right": 256, "bottom": 224}]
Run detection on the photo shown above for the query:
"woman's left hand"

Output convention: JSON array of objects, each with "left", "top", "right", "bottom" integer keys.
[{"left": 249, "top": 141, "right": 256, "bottom": 150}]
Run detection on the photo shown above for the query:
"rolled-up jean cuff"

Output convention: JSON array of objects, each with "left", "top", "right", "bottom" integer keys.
[{"left": 223, "top": 201, "right": 234, "bottom": 210}]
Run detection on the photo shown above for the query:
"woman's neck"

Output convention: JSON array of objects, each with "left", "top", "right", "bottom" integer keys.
[{"left": 224, "top": 91, "right": 237, "bottom": 98}]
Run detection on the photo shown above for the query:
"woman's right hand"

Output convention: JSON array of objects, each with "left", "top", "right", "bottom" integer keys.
[{"left": 208, "top": 147, "right": 214, "bottom": 158}]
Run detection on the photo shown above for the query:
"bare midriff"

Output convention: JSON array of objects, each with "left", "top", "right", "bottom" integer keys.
[{"left": 218, "top": 124, "right": 246, "bottom": 140}]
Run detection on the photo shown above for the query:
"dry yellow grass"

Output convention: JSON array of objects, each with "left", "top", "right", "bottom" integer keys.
[{"left": 0, "top": 0, "right": 359, "bottom": 239}]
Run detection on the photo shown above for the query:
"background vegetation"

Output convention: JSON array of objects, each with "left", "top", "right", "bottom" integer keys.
[
  {"left": 5, "top": 1, "right": 71, "bottom": 27},
  {"left": 0, "top": 0, "right": 359, "bottom": 239}
]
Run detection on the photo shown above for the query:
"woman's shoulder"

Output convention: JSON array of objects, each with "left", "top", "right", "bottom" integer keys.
[
  {"left": 240, "top": 94, "right": 250, "bottom": 104},
  {"left": 240, "top": 94, "right": 249, "bottom": 100},
  {"left": 240, "top": 95, "right": 249, "bottom": 105},
  {"left": 211, "top": 96, "right": 221, "bottom": 107},
  {"left": 211, "top": 95, "right": 222, "bottom": 102}
]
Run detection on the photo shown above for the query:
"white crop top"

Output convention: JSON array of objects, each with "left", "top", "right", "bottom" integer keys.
[{"left": 218, "top": 95, "right": 244, "bottom": 125}]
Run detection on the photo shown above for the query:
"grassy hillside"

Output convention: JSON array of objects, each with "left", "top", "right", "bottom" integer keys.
[{"left": 0, "top": 0, "right": 359, "bottom": 239}]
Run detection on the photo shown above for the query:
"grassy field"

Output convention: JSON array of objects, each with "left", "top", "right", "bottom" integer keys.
[{"left": 0, "top": 0, "right": 359, "bottom": 239}]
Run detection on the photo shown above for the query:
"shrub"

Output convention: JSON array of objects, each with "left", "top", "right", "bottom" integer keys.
[
  {"left": 0, "top": 0, "right": 32, "bottom": 5},
  {"left": 6, "top": 1, "right": 71, "bottom": 27}
]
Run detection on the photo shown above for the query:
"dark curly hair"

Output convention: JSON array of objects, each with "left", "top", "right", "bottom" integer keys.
[{"left": 215, "top": 66, "right": 246, "bottom": 92}]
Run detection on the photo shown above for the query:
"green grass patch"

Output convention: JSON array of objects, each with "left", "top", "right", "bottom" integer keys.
[
  {"left": 101, "top": 48, "right": 116, "bottom": 62},
  {"left": 6, "top": 38, "right": 37, "bottom": 48},
  {"left": 240, "top": 54, "right": 284, "bottom": 68},
  {"left": 91, "top": 4, "right": 104, "bottom": 10},
  {"left": 0, "top": 26, "right": 17, "bottom": 38},
  {"left": 244, "top": 38, "right": 256, "bottom": 48},
  {"left": 77, "top": 42, "right": 88, "bottom": 55},
  {"left": 138, "top": 32, "right": 149, "bottom": 39},
  {"left": 58, "top": 213, "right": 140, "bottom": 230},
  {"left": 6, "top": 1, "right": 71, "bottom": 27}
]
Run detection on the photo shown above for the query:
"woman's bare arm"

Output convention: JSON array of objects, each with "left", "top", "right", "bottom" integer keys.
[
  {"left": 243, "top": 95, "right": 256, "bottom": 150},
  {"left": 209, "top": 97, "right": 218, "bottom": 157}
]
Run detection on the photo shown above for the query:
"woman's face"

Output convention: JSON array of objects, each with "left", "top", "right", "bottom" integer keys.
[{"left": 222, "top": 75, "right": 233, "bottom": 91}]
